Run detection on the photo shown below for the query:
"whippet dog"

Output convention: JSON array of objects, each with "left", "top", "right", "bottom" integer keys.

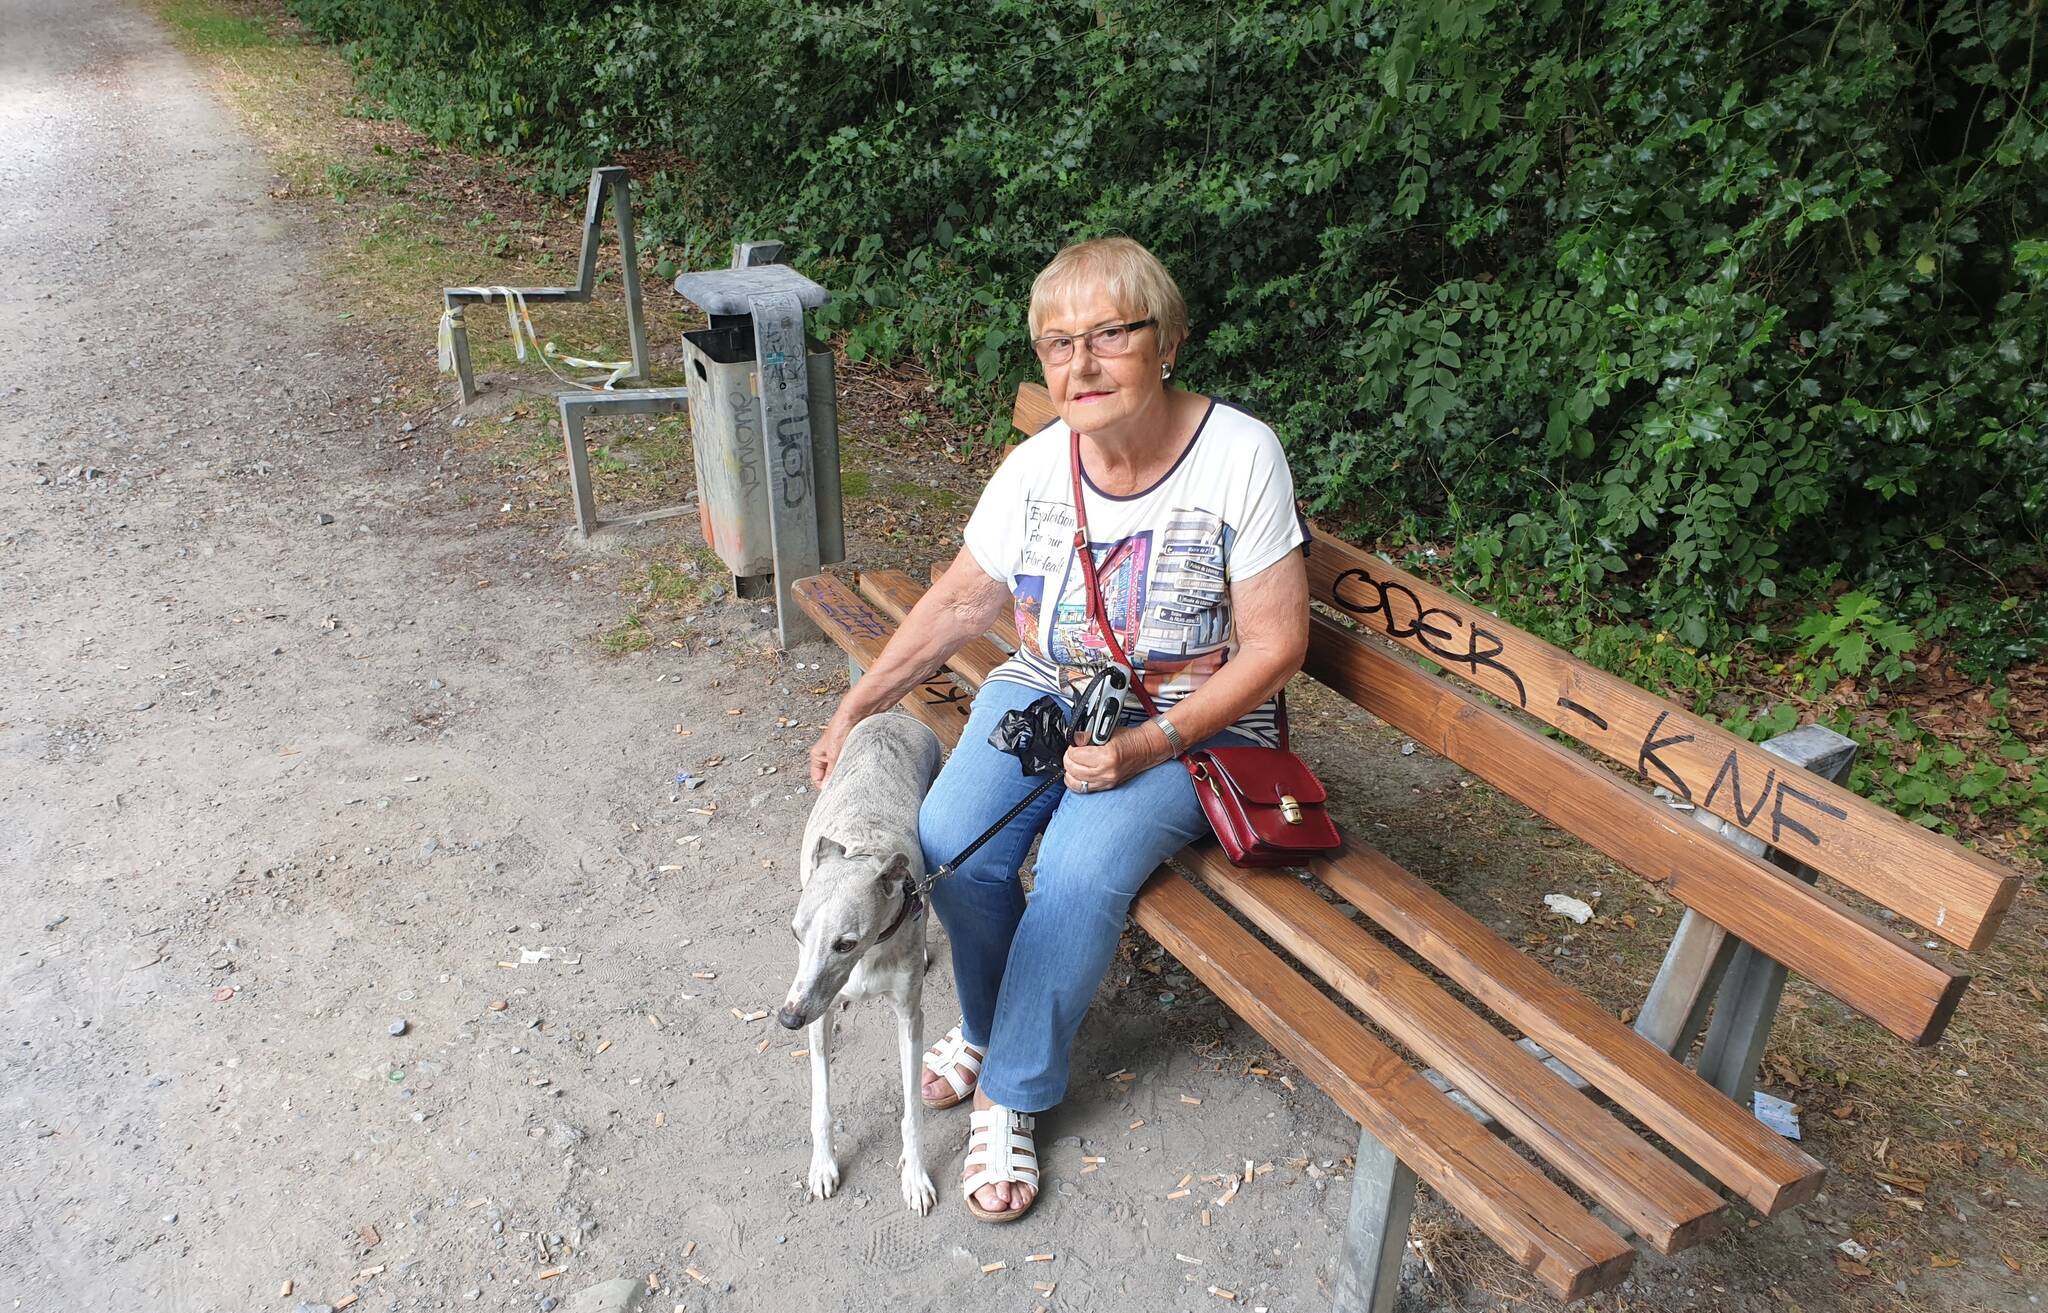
[{"left": 778, "top": 712, "right": 943, "bottom": 1215}]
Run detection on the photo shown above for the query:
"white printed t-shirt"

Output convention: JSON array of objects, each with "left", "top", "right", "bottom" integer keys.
[{"left": 963, "top": 397, "right": 1308, "bottom": 746}]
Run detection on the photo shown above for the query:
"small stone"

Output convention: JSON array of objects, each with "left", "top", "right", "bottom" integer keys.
[
  {"left": 43, "top": 914, "right": 67, "bottom": 931},
  {"left": 428, "top": 678, "right": 445, "bottom": 690},
  {"left": 488, "top": 1000, "right": 508, "bottom": 1012},
  {"left": 161, "top": 1212, "right": 177, "bottom": 1223},
  {"left": 131, "top": 700, "right": 155, "bottom": 712},
  {"left": 704, "top": 637, "right": 721, "bottom": 647},
  {"left": 419, "top": 838, "right": 438, "bottom": 860},
  {"left": 389, "top": 1019, "right": 408, "bottom": 1037},
  {"left": 539, "top": 1300, "right": 558, "bottom": 1312},
  {"left": 465, "top": 1288, "right": 481, "bottom": 1301},
  {"left": 314, "top": 512, "right": 335, "bottom": 526}
]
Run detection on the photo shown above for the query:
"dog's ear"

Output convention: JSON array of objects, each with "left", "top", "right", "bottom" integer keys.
[{"left": 878, "top": 850, "right": 914, "bottom": 888}]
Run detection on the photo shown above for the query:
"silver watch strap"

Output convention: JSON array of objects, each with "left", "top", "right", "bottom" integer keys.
[{"left": 1154, "top": 714, "right": 1185, "bottom": 755}]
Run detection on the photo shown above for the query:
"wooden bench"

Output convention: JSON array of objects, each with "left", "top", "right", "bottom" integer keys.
[{"left": 790, "top": 383, "right": 2022, "bottom": 1308}]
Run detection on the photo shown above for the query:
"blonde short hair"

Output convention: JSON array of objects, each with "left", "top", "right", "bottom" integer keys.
[{"left": 1028, "top": 236, "right": 1189, "bottom": 351}]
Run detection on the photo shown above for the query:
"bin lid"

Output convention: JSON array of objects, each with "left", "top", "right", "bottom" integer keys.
[{"left": 672, "top": 264, "right": 831, "bottom": 316}]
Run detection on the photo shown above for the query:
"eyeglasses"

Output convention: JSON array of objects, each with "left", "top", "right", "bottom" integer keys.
[{"left": 1030, "top": 318, "right": 1156, "bottom": 365}]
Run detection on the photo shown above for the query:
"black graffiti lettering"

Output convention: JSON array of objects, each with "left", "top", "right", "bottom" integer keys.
[
  {"left": 1556, "top": 696, "right": 1609, "bottom": 731},
  {"left": 919, "top": 682, "right": 971, "bottom": 716},
  {"left": 1328, "top": 566, "right": 1529, "bottom": 706},
  {"left": 1702, "top": 752, "right": 1777, "bottom": 827},
  {"left": 1770, "top": 782, "right": 1848, "bottom": 848},
  {"left": 1635, "top": 709, "right": 1697, "bottom": 800}
]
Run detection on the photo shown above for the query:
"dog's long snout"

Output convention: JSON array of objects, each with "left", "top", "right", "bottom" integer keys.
[{"left": 777, "top": 1005, "right": 808, "bottom": 1030}]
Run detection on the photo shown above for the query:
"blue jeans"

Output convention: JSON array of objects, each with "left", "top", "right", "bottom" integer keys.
[{"left": 917, "top": 678, "right": 1251, "bottom": 1112}]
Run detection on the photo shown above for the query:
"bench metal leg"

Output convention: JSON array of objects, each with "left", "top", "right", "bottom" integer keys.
[
  {"left": 608, "top": 171, "right": 651, "bottom": 385},
  {"left": 447, "top": 306, "right": 477, "bottom": 406},
  {"left": 558, "top": 395, "right": 599, "bottom": 536},
  {"left": 1333, "top": 1127, "right": 1416, "bottom": 1313},
  {"left": 1636, "top": 725, "right": 1858, "bottom": 1094}
]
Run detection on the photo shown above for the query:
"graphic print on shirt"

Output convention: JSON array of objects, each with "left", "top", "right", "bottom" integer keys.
[{"left": 1011, "top": 499, "right": 1235, "bottom": 702}]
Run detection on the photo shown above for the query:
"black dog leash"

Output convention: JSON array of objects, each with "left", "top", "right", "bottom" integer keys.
[{"left": 874, "top": 667, "right": 1130, "bottom": 942}]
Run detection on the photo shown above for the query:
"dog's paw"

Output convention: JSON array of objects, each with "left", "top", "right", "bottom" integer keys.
[
  {"left": 900, "top": 1161, "right": 938, "bottom": 1216},
  {"left": 807, "top": 1151, "right": 841, "bottom": 1201}
]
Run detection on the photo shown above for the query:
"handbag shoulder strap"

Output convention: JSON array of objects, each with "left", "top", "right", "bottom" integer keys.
[{"left": 1067, "top": 428, "right": 1291, "bottom": 748}]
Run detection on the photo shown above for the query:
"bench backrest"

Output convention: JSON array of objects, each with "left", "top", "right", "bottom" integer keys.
[{"left": 1011, "top": 383, "right": 2018, "bottom": 1043}]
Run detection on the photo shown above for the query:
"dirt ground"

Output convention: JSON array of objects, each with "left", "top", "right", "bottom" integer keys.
[{"left": 3, "top": 3, "right": 2042, "bottom": 1312}]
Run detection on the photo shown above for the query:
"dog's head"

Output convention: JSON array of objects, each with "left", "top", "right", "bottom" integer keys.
[{"left": 778, "top": 838, "right": 915, "bottom": 1030}]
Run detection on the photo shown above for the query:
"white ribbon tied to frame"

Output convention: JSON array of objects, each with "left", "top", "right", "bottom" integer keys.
[{"left": 437, "top": 286, "right": 634, "bottom": 390}]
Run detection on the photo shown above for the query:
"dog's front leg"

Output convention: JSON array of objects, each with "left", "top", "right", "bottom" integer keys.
[
  {"left": 892, "top": 978, "right": 937, "bottom": 1215},
  {"left": 805, "top": 1013, "right": 840, "bottom": 1200}
]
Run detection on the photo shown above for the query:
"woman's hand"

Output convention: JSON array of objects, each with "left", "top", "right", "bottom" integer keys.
[
  {"left": 1062, "top": 722, "right": 1173, "bottom": 794},
  {"left": 810, "top": 712, "right": 858, "bottom": 787}
]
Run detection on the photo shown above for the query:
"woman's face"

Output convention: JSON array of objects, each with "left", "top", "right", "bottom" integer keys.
[{"left": 1037, "top": 285, "right": 1175, "bottom": 441}]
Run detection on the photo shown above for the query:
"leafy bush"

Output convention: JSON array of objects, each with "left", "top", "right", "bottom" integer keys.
[{"left": 289, "top": 0, "right": 2047, "bottom": 653}]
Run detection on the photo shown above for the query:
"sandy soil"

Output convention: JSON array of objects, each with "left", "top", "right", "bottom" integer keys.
[{"left": 4, "top": 3, "right": 2040, "bottom": 1312}]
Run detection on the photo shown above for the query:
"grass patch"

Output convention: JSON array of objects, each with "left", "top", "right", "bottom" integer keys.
[
  {"left": 163, "top": 0, "right": 272, "bottom": 49},
  {"left": 597, "top": 613, "right": 653, "bottom": 656},
  {"left": 840, "top": 468, "right": 872, "bottom": 498}
]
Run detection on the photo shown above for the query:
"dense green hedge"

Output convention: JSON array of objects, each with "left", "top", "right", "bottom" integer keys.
[{"left": 293, "top": 0, "right": 2046, "bottom": 657}]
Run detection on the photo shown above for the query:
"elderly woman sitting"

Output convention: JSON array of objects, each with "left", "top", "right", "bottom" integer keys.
[{"left": 808, "top": 236, "right": 1310, "bottom": 1222}]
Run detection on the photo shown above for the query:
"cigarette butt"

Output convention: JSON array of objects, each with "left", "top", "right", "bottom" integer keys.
[
  {"left": 647, "top": 1013, "right": 662, "bottom": 1028},
  {"left": 1209, "top": 1286, "right": 1238, "bottom": 1300},
  {"left": 740, "top": 1009, "right": 769, "bottom": 1022},
  {"left": 682, "top": 1241, "right": 696, "bottom": 1259},
  {"left": 686, "top": 1266, "right": 708, "bottom": 1284},
  {"left": 537, "top": 1267, "right": 565, "bottom": 1280},
  {"left": 1279, "top": 1075, "right": 1295, "bottom": 1091},
  {"left": 729, "top": 1008, "right": 745, "bottom": 1020},
  {"left": 1177, "top": 1173, "right": 1193, "bottom": 1189},
  {"left": 596, "top": 1039, "right": 612, "bottom": 1055},
  {"left": 465, "top": 1198, "right": 488, "bottom": 1209},
  {"left": 1180, "top": 1095, "right": 1202, "bottom": 1105},
  {"left": 1105, "top": 1069, "right": 1128, "bottom": 1080},
  {"left": 1168, "top": 1189, "right": 1191, "bottom": 1200},
  {"left": 1080, "top": 1164, "right": 1098, "bottom": 1174},
  {"left": 755, "top": 1036, "right": 771, "bottom": 1053},
  {"left": 1244, "top": 1160, "right": 1254, "bottom": 1183},
  {"left": 497, "top": 960, "right": 517, "bottom": 968},
  {"left": 647, "top": 1272, "right": 659, "bottom": 1290},
  {"left": 1034, "top": 1282, "right": 1056, "bottom": 1294},
  {"left": 981, "top": 1261, "right": 1006, "bottom": 1274},
  {"left": 357, "top": 1264, "right": 385, "bottom": 1278},
  {"left": 1254, "top": 1162, "right": 1273, "bottom": 1176},
  {"left": 333, "top": 1298, "right": 357, "bottom": 1311},
  {"left": 1176, "top": 1252, "right": 1202, "bottom": 1264},
  {"left": 279, "top": 1280, "right": 294, "bottom": 1297},
  {"left": 1116, "top": 1072, "right": 1135, "bottom": 1082},
  {"left": 654, "top": 1111, "right": 667, "bottom": 1127},
  {"left": 1129, "top": 1118, "right": 1146, "bottom": 1130},
  {"left": 693, "top": 971, "right": 717, "bottom": 979},
  {"left": 1025, "top": 1253, "right": 1055, "bottom": 1262},
  {"left": 789, "top": 1048, "right": 809, "bottom": 1058},
  {"left": 1201, "top": 1209, "right": 1212, "bottom": 1227},
  {"left": 1248, "top": 1066, "right": 1270, "bottom": 1076},
  {"left": 1082, "top": 1155, "right": 1105, "bottom": 1164}
]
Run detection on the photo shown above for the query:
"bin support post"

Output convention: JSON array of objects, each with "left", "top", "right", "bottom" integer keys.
[
  {"left": 1635, "top": 725, "right": 1858, "bottom": 1104},
  {"left": 1333, "top": 1126, "right": 1417, "bottom": 1313},
  {"left": 750, "top": 289, "right": 823, "bottom": 648},
  {"left": 604, "top": 168, "right": 651, "bottom": 386}
]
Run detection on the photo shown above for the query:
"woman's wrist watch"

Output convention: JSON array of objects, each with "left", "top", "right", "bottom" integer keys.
[{"left": 1154, "top": 713, "right": 1185, "bottom": 756}]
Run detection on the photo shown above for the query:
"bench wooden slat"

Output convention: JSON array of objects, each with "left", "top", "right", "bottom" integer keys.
[
  {"left": 1303, "top": 527, "right": 2016, "bottom": 952},
  {"left": 802, "top": 572, "right": 1633, "bottom": 1302},
  {"left": 1133, "top": 874, "right": 1636, "bottom": 1302},
  {"left": 1304, "top": 615, "right": 1969, "bottom": 1048},
  {"left": 1312, "top": 841, "right": 1830, "bottom": 1215},
  {"left": 1014, "top": 379, "right": 2017, "bottom": 952},
  {"left": 877, "top": 564, "right": 1829, "bottom": 1217},
  {"left": 861, "top": 569, "right": 1749, "bottom": 1246},
  {"left": 856, "top": 569, "right": 1014, "bottom": 677},
  {"left": 1184, "top": 852, "right": 1725, "bottom": 1254}
]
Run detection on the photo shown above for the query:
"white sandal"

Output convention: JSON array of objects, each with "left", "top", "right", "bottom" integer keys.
[
  {"left": 921, "top": 1024, "right": 986, "bottom": 1110},
  {"left": 962, "top": 1104, "right": 1039, "bottom": 1223}
]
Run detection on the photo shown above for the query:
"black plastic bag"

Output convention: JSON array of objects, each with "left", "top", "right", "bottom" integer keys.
[{"left": 986, "top": 694, "right": 1072, "bottom": 776}]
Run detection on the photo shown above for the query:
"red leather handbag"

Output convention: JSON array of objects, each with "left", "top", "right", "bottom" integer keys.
[{"left": 1067, "top": 431, "right": 1339, "bottom": 867}]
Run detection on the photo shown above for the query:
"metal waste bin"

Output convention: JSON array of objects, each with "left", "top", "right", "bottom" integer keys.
[{"left": 673, "top": 264, "right": 844, "bottom": 594}]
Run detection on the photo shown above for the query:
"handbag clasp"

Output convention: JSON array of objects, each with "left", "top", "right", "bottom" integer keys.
[{"left": 1280, "top": 794, "right": 1303, "bottom": 825}]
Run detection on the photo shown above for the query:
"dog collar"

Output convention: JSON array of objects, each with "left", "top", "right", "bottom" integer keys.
[{"left": 872, "top": 884, "right": 922, "bottom": 946}]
